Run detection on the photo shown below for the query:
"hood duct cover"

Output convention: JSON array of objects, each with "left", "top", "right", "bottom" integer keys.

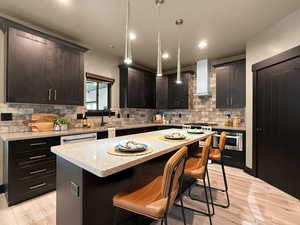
[{"left": 194, "top": 59, "right": 211, "bottom": 96}]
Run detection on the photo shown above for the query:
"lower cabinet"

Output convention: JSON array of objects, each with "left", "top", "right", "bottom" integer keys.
[{"left": 4, "top": 137, "right": 60, "bottom": 206}]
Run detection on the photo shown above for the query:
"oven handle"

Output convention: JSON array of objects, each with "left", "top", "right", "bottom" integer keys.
[{"left": 213, "top": 134, "right": 239, "bottom": 139}]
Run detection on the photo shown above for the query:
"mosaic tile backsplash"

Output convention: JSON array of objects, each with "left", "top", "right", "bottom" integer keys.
[{"left": 0, "top": 69, "right": 245, "bottom": 133}]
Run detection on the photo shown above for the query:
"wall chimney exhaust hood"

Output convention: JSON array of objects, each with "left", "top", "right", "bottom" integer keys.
[{"left": 194, "top": 59, "right": 211, "bottom": 96}]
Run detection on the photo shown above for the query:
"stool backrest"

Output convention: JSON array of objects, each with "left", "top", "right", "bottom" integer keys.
[
  {"left": 219, "top": 132, "right": 227, "bottom": 152},
  {"left": 161, "top": 146, "right": 188, "bottom": 210},
  {"left": 198, "top": 136, "right": 212, "bottom": 169}
]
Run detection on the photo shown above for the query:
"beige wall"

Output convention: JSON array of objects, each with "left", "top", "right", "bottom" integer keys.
[{"left": 245, "top": 8, "right": 300, "bottom": 168}]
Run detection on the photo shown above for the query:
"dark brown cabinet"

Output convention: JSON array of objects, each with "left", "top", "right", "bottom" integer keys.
[
  {"left": 4, "top": 137, "right": 60, "bottom": 206},
  {"left": 4, "top": 21, "right": 87, "bottom": 105},
  {"left": 167, "top": 73, "right": 189, "bottom": 109},
  {"left": 156, "top": 73, "right": 189, "bottom": 109},
  {"left": 119, "top": 65, "right": 156, "bottom": 108},
  {"left": 215, "top": 60, "right": 245, "bottom": 108}
]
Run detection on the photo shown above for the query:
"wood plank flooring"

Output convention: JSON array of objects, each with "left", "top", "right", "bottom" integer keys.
[{"left": 1, "top": 164, "right": 299, "bottom": 225}]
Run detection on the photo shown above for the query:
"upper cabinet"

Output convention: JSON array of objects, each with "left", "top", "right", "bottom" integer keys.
[
  {"left": 3, "top": 19, "right": 88, "bottom": 106},
  {"left": 119, "top": 65, "right": 156, "bottom": 108},
  {"left": 156, "top": 73, "right": 189, "bottom": 109},
  {"left": 215, "top": 60, "right": 245, "bottom": 108}
]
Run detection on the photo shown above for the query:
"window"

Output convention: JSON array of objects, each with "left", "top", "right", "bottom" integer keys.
[{"left": 85, "top": 73, "right": 114, "bottom": 111}]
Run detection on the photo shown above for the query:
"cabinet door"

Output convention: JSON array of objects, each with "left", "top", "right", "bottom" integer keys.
[
  {"left": 230, "top": 60, "right": 246, "bottom": 108},
  {"left": 55, "top": 44, "right": 84, "bottom": 105},
  {"left": 127, "top": 67, "right": 144, "bottom": 108},
  {"left": 156, "top": 76, "right": 168, "bottom": 109},
  {"left": 144, "top": 71, "right": 156, "bottom": 108},
  {"left": 216, "top": 66, "right": 231, "bottom": 108},
  {"left": 7, "top": 27, "right": 51, "bottom": 104},
  {"left": 168, "top": 73, "right": 189, "bottom": 109}
]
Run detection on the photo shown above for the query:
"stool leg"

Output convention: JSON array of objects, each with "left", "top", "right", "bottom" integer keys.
[
  {"left": 179, "top": 194, "right": 187, "bottom": 225},
  {"left": 219, "top": 160, "right": 230, "bottom": 208},
  {"left": 113, "top": 207, "right": 119, "bottom": 225},
  {"left": 206, "top": 169, "right": 215, "bottom": 215},
  {"left": 203, "top": 179, "right": 213, "bottom": 225}
]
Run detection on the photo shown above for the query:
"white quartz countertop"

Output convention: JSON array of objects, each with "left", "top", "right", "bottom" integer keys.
[
  {"left": 51, "top": 129, "right": 214, "bottom": 178},
  {"left": 0, "top": 123, "right": 245, "bottom": 142}
]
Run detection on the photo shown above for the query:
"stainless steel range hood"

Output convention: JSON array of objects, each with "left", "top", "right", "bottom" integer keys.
[{"left": 194, "top": 59, "right": 211, "bottom": 96}]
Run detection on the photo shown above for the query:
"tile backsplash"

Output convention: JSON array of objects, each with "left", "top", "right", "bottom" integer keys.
[{"left": 0, "top": 67, "right": 245, "bottom": 134}]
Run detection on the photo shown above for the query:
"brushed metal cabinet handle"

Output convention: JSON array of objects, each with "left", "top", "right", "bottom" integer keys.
[
  {"left": 30, "top": 142, "right": 47, "bottom": 147},
  {"left": 29, "top": 154, "right": 47, "bottom": 160},
  {"left": 29, "top": 169, "right": 47, "bottom": 175},
  {"left": 54, "top": 90, "right": 57, "bottom": 101},
  {"left": 48, "top": 89, "right": 52, "bottom": 101},
  {"left": 29, "top": 182, "right": 47, "bottom": 190}
]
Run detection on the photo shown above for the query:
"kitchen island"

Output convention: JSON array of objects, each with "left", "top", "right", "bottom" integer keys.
[{"left": 51, "top": 129, "right": 214, "bottom": 225}]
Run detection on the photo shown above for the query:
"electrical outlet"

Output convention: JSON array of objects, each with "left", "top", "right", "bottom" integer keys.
[
  {"left": 70, "top": 181, "right": 80, "bottom": 197},
  {"left": 77, "top": 114, "right": 84, "bottom": 120},
  {"left": 1, "top": 113, "right": 13, "bottom": 121}
]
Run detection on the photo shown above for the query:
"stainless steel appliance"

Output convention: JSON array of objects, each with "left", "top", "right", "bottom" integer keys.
[
  {"left": 60, "top": 133, "right": 97, "bottom": 145},
  {"left": 213, "top": 131, "right": 243, "bottom": 151}
]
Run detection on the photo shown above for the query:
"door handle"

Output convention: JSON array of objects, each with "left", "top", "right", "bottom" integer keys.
[
  {"left": 256, "top": 128, "right": 263, "bottom": 132},
  {"left": 54, "top": 90, "right": 57, "bottom": 101},
  {"left": 48, "top": 89, "right": 52, "bottom": 101},
  {"left": 230, "top": 97, "right": 233, "bottom": 106}
]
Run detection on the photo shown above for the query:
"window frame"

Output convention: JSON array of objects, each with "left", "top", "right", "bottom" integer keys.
[{"left": 85, "top": 72, "right": 114, "bottom": 114}]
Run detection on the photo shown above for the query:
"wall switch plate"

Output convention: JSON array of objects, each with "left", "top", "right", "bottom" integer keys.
[
  {"left": 70, "top": 181, "right": 80, "bottom": 197},
  {"left": 1, "top": 113, "right": 13, "bottom": 121}
]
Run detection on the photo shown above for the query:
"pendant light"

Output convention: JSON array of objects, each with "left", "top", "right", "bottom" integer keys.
[
  {"left": 124, "top": 0, "right": 132, "bottom": 64},
  {"left": 176, "top": 19, "right": 183, "bottom": 84},
  {"left": 155, "top": 0, "right": 164, "bottom": 76}
]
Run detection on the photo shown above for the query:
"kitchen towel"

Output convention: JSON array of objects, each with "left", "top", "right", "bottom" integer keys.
[{"left": 108, "top": 127, "right": 116, "bottom": 138}]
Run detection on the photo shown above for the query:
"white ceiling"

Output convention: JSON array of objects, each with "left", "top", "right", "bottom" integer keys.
[{"left": 1, "top": 0, "right": 300, "bottom": 70}]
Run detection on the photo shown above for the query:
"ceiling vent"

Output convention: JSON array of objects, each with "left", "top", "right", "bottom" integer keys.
[{"left": 194, "top": 59, "right": 211, "bottom": 96}]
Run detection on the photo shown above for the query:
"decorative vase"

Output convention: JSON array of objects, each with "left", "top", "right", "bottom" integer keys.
[{"left": 60, "top": 124, "right": 68, "bottom": 131}]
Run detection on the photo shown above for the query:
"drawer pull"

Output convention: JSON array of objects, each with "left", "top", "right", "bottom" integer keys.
[
  {"left": 29, "top": 169, "right": 47, "bottom": 175},
  {"left": 30, "top": 142, "right": 47, "bottom": 147},
  {"left": 29, "top": 182, "right": 47, "bottom": 190},
  {"left": 223, "top": 155, "right": 233, "bottom": 159},
  {"left": 29, "top": 154, "right": 47, "bottom": 160}
]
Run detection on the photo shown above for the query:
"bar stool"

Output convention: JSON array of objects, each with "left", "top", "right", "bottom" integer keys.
[
  {"left": 113, "top": 146, "right": 188, "bottom": 225},
  {"left": 181, "top": 136, "right": 214, "bottom": 225},
  {"left": 193, "top": 132, "right": 230, "bottom": 208}
]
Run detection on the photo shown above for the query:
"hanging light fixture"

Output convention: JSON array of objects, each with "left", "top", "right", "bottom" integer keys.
[
  {"left": 176, "top": 19, "right": 183, "bottom": 84},
  {"left": 155, "top": 0, "right": 164, "bottom": 76},
  {"left": 124, "top": 0, "right": 132, "bottom": 64}
]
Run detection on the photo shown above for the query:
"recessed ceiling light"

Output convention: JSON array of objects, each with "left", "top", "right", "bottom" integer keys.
[
  {"left": 129, "top": 33, "right": 136, "bottom": 40},
  {"left": 57, "top": 0, "right": 71, "bottom": 6},
  {"left": 162, "top": 53, "right": 169, "bottom": 59},
  {"left": 198, "top": 41, "right": 208, "bottom": 49}
]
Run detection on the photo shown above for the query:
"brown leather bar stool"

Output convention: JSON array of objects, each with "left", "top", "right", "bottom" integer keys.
[
  {"left": 193, "top": 132, "right": 230, "bottom": 208},
  {"left": 181, "top": 136, "right": 214, "bottom": 225},
  {"left": 113, "top": 147, "right": 188, "bottom": 225}
]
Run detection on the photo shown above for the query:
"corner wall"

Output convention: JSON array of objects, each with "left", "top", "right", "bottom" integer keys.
[{"left": 245, "top": 8, "right": 300, "bottom": 168}]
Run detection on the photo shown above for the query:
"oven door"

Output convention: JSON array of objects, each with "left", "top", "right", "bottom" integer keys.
[{"left": 213, "top": 133, "right": 242, "bottom": 151}]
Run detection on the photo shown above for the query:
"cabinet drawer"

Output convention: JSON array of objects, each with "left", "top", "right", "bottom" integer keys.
[
  {"left": 14, "top": 148, "right": 55, "bottom": 167},
  {"left": 15, "top": 160, "right": 56, "bottom": 180},
  {"left": 14, "top": 173, "right": 56, "bottom": 198},
  {"left": 10, "top": 137, "right": 60, "bottom": 154}
]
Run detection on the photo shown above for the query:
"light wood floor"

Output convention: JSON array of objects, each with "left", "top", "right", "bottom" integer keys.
[{"left": 1, "top": 164, "right": 299, "bottom": 225}]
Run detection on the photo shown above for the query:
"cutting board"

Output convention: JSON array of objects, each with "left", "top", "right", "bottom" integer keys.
[{"left": 32, "top": 113, "right": 58, "bottom": 122}]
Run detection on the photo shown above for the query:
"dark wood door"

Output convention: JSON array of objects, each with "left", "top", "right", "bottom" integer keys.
[
  {"left": 230, "top": 60, "right": 246, "bottom": 108},
  {"left": 156, "top": 76, "right": 168, "bottom": 109},
  {"left": 256, "top": 56, "right": 300, "bottom": 200},
  {"left": 144, "top": 71, "right": 156, "bottom": 108},
  {"left": 216, "top": 66, "right": 231, "bottom": 108},
  {"left": 127, "top": 67, "right": 144, "bottom": 108},
  {"left": 7, "top": 27, "right": 51, "bottom": 104}
]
